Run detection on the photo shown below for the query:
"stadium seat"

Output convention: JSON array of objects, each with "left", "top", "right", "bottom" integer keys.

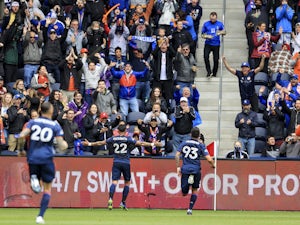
[
  {"left": 17, "top": 68, "right": 24, "bottom": 80},
  {"left": 255, "top": 85, "right": 269, "bottom": 97},
  {"left": 6, "top": 82, "right": 15, "bottom": 93},
  {"left": 137, "top": 99, "right": 145, "bottom": 113},
  {"left": 254, "top": 139, "right": 266, "bottom": 154},
  {"left": 126, "top": 112, "right": 145, "bottom": 125},
  {"left": 270, "top": 73, "right": 290, "bottom": 87},
  {"left": 51, "top": 83, "right": 61, "bottom": 91},
  {"left": 255, "top": 127, "right": 268, "bottom": 141},
  {"left": 254, "top": 72, "right": 269, "bottom": 86},
  {"left": 256, "top": 113, "right": 267, "bottom": 128}
]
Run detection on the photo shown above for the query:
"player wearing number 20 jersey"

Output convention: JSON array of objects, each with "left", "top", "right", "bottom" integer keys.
[{"left": 26, "top": 117, "right": 64, "bottom": 165}]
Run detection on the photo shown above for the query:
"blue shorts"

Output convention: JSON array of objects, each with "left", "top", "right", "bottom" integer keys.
[
  {"left": 29, "top": 162, "right": 55, "bottom": 183},
  {"left": 112, "top": 162, "right": 131, "bottom": 181},
  {"left": 181, "top": 172, "right": 201, "bottom": 194}
]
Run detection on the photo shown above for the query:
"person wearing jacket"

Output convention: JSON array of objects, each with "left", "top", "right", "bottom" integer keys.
[
  {"left": 151, "top": 38, "right": 176, "bottom": 108},
  {"left": 110, "top": 62, "right": 148, "bottom": 116},
  {"left": 174, "top": 43, "right": 197, "bottom": 95},
  {"left": 280, "top": 97, "right": 300, "bottom": 136},
  {"left": 92, "top": 79, "right": 117, "bottom": 115},
  {"left": 7, "top": 94, "right": 29, "bottom": 152},
  {"left": 235, "top": 99, "right": 258, "bottom": 156}
]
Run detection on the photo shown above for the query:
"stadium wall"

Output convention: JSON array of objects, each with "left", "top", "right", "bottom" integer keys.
[{"left": 0, "top": 157, "right": 299, "bottom": 210}]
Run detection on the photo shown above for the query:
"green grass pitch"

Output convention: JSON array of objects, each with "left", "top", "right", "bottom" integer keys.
[{"left": 0, "top": 208, "right": 299, "bottom": 225}]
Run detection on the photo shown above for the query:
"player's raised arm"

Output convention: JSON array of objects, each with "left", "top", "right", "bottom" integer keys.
[{"left": 82, "top": 139, "right": 107, "bottom": 147}]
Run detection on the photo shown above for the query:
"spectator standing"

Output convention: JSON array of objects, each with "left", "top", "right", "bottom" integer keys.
[
  {"left": 92, "top": 80, "right": 117, "bottom": 115},
  {"left": 68, "top": 91, "right": 89, "bottom": 135},
  {"left": 151, "top": 39, "right": 176, "bottom": 108},
  {"left": 57, "top": 109, "right": 82, "bottom": 155},
  {"left": 70, "top": 0, "right": 90, "bottom": 32},
  {"left": 86, "top": 21, "right": 107, "bottom": 55},
  {"left": 1, "top": 92, "right": 13, "bottom": 143},
  {"left": 268, "top": 43, "right": 293, "bottom": 75},
  {"left": 172, "top": 97, "right": 196, "bottom": 154},
  {"left": 280, "top": 98, "right": 300, "bottom": 135},
  {"left": 23, "top": 26, "right": 43, "bottom": 89},
  {"left": 226, "top": 140, "right": 249, "bottom": 159},
  {"left": 223, "top": 55, "right": 266, "bottom": 112},
  {"left": 66, "top": 19, "right": 88, "bottom": 55},
  {"left": 30, "top": 65, "right": 55, "bottom": 101},
  {"left": 110, "top": 62, "right": 148, "bottom": 117},
  {"left": 234, "top": 99, "right": 258, "bottom": 156},
  {"left": 175, "top": 127, "right": 215, "bottom": 216},
  {"left": 186, "top": 0, "right": 202, "bottom": 37},
  {"left": 145, "top": 87, "right": 168, "bottom": 113},
  {"left": 275, "top": 0, "right": 294, "bottom": 45},
  {"left": 279, "top": 133, "right": 300, "bottom": 157},
  {"left": 48, "top": 90, "right": 65, "bottom": 120},
  {"left": 59, "top": 49, "right": 83, "bottom": 102},
  {"left": 143, "top": 102, "right": 168, "bottom": 125},
  {"left": 201, "top": 11, "right": 226, "bottom": 78},
  {"left": 7, "top": 94, "right": 29, "bottom": 152},
  {"left": 250, "top": 21, "right": 281, "bottom": 72},
  {"left": 171, "top": 20, "right": 194, "bottom": 55},
  {"left": 174, "top": 44, "right": 197, "bottom": 92}
]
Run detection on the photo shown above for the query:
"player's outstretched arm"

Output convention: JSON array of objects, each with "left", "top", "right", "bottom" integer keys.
[
  {"left": 135, "top": 141, "right": 163, "bottom": 147},
  {"left": 205, "top": 155, "right": 215, "bottom": 168},
  {"left": 56, "top": 136, "right": 68, "bottom": 151},
  {"left": 81, "top": 139, "right": 106, "bottom": 147}
]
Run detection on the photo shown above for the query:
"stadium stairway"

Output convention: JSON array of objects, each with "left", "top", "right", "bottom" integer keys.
[{"left": 195, "top": 0, "right": 248, "bottom": 157}]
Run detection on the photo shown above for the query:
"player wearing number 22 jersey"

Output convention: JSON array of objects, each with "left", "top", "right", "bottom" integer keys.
[
  {"left": 82, "top": 123, "right": 162, "bottom": 210},
  {"left": 175, "top": 127, "right": 215, "bottom": 215},
  {"left": 16, "top": 102, "right": 68, "bottom": 224}
]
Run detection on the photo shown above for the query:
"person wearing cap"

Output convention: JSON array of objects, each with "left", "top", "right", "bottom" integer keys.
[
  {"left": 137, "top": 115, "right": 173, "bottom": 156},
  {"left": 23, "top": 25, "right": 43, "bottom": 89},
  {"left": 40, "top": 10, "right": 66, "bottom": 37},
  {"left": 66, "top": 19, "right": 88, "bottom": 55},
  {"left": 110, "top": 62, "right": 148, "bottom": 117},
  {"left": 41, "top": 16, "right": 71, "bottom": 83},
  {"left": 172, "top": 96, "right": 196, "bottom": 155},
  {"left": 7, "top": 93, "right": 29, "bottom": 152},
  {"left": 94, "top": 111, "right": 120, "bottom": 155},
  {"left": 276, "top": 73, "right": 300, "bottom": 105},
  {"left": 128, "top": 17, "right": 153, "bottom": 61},
  {"left": 223, "top": 54, "right": 266, "bottom": 112},
  {"left": 234, "top": 99, "right": 258, "bottom": 156}
]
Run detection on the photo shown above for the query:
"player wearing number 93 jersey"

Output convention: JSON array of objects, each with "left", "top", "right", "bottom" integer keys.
[{"left": 175, "top": 127, "right": 215, "bottom": 215}]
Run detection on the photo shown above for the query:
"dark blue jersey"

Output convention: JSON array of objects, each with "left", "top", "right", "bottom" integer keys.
[
  {"left": 106, "top": 136, "right": 136, "bottom": 164},
  {"left": 236, "top": 70, "right": 255, "bottom": 99},
  {"left": 26, "top": 117, "right": 64, "bottom": 164},
  {"left": 177, "top": 139, "right": 209, "bottom": 174}
]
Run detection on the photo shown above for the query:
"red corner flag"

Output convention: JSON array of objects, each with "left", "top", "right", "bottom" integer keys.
[{"left": 206, "top": 141, "right": 216, "bottom": 157}]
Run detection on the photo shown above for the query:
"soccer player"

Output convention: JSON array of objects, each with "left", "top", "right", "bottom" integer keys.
[
  {"left": 16, "top": 102, "right": 68, "bottom": 224},
  {"left": 82, "top": 122, "right": 162, "bottom": 210},
  {"left": 175, "top": 127, "right": 215, "bottom": 215}
]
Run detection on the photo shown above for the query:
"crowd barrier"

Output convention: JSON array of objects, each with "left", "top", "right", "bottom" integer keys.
[{"left": 0, "top": 156, "right": 299, "bottom": 210}]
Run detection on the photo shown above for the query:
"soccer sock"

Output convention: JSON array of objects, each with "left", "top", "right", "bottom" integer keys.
[
  {"left": 122, "top": 185, "right": 129, "bottom": 202},
  {"left": 39, "top": 192, "right": 51, "bottom": 217},
  {"left": 109, "top": 184, "right": 116, "bottom": 199},
  {"left": 189, "top": 194, "right": 198, "bottom": 210}
]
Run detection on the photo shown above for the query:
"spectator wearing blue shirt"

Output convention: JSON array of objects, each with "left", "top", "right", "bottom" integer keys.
[
  {"left": 201, "top": 12, "right": 226, "bottom": 78},
  {"left": 175, "top": 127, "right": 215, "bottom": 215},
  {"left": 223, "top": 54, "right": 266, "bottom": 112}
]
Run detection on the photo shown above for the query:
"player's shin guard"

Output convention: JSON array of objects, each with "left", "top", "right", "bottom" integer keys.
[
  {"left": 39, "top": 192, "right": 51, "bottom": 217},
  {"left": 189, "top": 194, "right": 197, "bottom": 210},
  {"left": 122, "top": 185, "right": 129, "bottom": 202},
  {"left": 109, "top": 184, "right": 116, "bottom": 199}
]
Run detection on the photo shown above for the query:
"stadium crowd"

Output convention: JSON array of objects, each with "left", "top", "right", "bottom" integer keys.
[
  {"left": 0, "top": 0, "right": 300, "bottom": 159},
  {"left": 0, "top": 0, "right": 204, "bottom": 157}
]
